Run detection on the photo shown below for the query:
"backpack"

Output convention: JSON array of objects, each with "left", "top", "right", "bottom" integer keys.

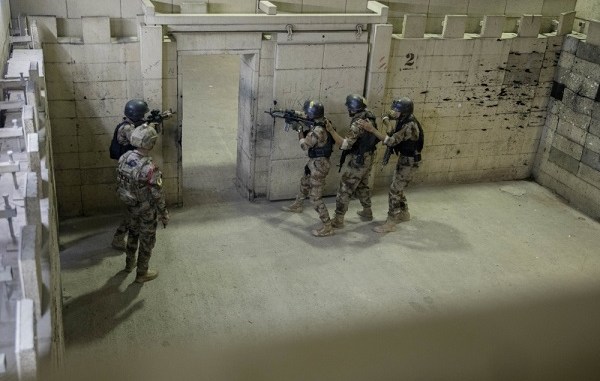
[{"left": 109, "top": 121, "right": 135, "bottom": 160}]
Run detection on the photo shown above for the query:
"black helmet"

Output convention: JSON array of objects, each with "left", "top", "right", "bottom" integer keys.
[
  {"left": 391, "top": 97, "right": 414, "bottom": 115},
  {"left": 124, "top": 99, "right": 149, "bottom": 122},
  {"left": 303, "top": 100, "right": 324, "bottom": 120},
  {"left": 345, "top": 94, "right": 366, "bottom": 113}
]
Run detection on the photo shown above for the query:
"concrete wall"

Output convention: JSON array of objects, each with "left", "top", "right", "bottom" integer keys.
[
  {"left": 374, "top": 33, "right": 563, "bottom": 188},
  {"left": 1, "top": 0, "right": 10, "bottom": 68},
  {"left": 534, "top": 35, "right": 600, "bottom": 220},
  {"left": 576, "top": 0, "right": 600, "bottom": 21}
]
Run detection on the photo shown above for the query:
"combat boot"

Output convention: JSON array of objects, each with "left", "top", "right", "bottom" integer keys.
[
  {"left": 373, "top": 219, "right": 397, "bottom": 233},
  {"left": 135, "top": 270, "right": 158, "bottom": 283},
  {"left": 331, "top": 214, "right": 345, "bottom": 228},
  {"left": 311, "top": 222, "right": 334, "bottom": 237},
  {"left": 281, "top": 199, "right": 304, "bottom": 213},
  {"left": 111, "top": 235, "right": 126, "bottom": 251},
  {"left": 356, "top": 207, "right": 373, "bottom": 221},
  {"left": 397, "top": 209, "right": 411, "bottom": 222}
]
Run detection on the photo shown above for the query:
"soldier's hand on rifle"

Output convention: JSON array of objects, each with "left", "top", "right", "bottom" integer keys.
[{"left": 325, "top": 119, "right": 334, "bottom": 132}]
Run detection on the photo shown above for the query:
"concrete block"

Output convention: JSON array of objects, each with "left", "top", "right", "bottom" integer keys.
[
  {"left": 367, "top": 24, "right": 392, "bottom": 74},
  {"left": 257, "top": 1, "right": 275, "bottom": 15},
  {"left": 590, "top": 118, "right": 600, "bottom": 137},
  {"left": 576, "top": 41, "right": 600, "bottom": 65},
  {"left": 77, "top": 133, "right": 112, "bottom": 153},
  {"left": 581, "top": 148, "right": 600, "bottom": 171},
  {"left": 19, "top": 224, "right": 42, "bottom": 316},
  {"left": 276, "top": 44, "right": 324, "bottom": 70},
  {"left": 75, "top": 98, "right": 126, "bottom": 118},
  {"left": 43, "top": 43, "right": 72, "bottom": 63},
  {"left": 572, "top": 57, "right": 600, "bottom": 82},
  {"left": 46, "top": 80, "right": 75, "bottom": 101},
  {"left": 74, "top": 81, "right": 127, "bottom": 101},
  {"left": 25, "top": 173, "right": 41, "bottom": 225},
  {"left": 140, "top": 25, "right": 163, "bottom": 80},
  {"left": 556, "top": 11, "right": 576, "bottom": 36},
  {"left": 557, "top": 51, "right": 575, "bottom": 70},
  {"left": 28, "top": 16, "right": 57, "bottom": 43},
  {"left": 430, "top": 55, "right": 471, "bottom": 72},
  {"left": 553, "top": 134, "right": 584, "bottom": 159},
  {"left": 510, "top": 36, "right": 547, "bottom": 53},
  {"left": 15, "top": 299, "right": 36, "bottom": 380},
  {"left": 71, "top": 44, "right": 126, "bottom": 64},
  {"left": 586, "top": 133, "right": 600, "bottom": 154},
  {"left": 480, "top": 15, "right": 506, "bottom": 38},
  {"left": 505, "top": 0, "right": 543, "bottom": 17},
  {"left": 48, "top": 100, "right": 76, "bottom": 118},
  {"left": 548, "top": 146, "right": 579, "bottom": 173},
  {"left": 182, "top": 2, "right": 208, "bottom": 14},
  {"left": 52, "top": 134, "right": 79, "bottom": 153},
  {"left": 433, "top": 38, "right": 474, "bottom": 56},
  {"left": 273, "top": 68, "right": 322, "bottom": 108},
  {"left": 72, "top": 62, "right": 127, "bottom": 82},
  {"left": 324, "top": 43, "right": 369, "bottom": 69},
  {"left": 268, "top": 158, "right": 308, "bottom": 200},
  {"left": 82, "top": 184, "right": 121, "bottom": 212},
  {"left": 44, "top": 62, "right": 73, "bottom": 80},
  {"left": 562, "top": 35, "right": 580, "bottom": 54},
  {"left": 578, "top": 162, "right": 600, "bottom": 189},
  {"left": 176, "top": 32, "right": 262, "bottom": 51},
  {"left": 518, "top": 15, "right": 542, "bottom": 37},
  {"left": 402, "top": 14, "right": 427, "bottom": 38},
  {"left": 66, "top": 0, "right": 120, "bottom": 18},
  {"left": 442, "top": 15, "right": 468, "bottom": 39},
  {"left": 82, "top": 17, "right": 111, "bottom": 44},
  {"left": 556, "top": 117, "right": 589, "bottom": 146},
  {"left": 587, "top": 20, "right": 600, "bottom": 47},
  {"left": 142, "top": 79, "right": 163, "bottom": 107}
]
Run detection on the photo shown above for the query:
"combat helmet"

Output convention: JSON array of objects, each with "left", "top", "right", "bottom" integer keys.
[
  {"left": 124, "top": 99, "right": 149, "bottom": 122},
  {"left": 391, "top": 97, "right": 414, "bottom": 115},
  {"left": 303, "top": 100, "right": 325, "bottom": 120},
  {"left": 130, "top": 124, "right": 158, "bottom": 150},
  {"left": 345, "top": 94, "right": 367, "bottom": 113}
]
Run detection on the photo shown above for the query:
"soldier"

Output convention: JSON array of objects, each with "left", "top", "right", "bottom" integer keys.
[
  {"left": 360, "top": 97, "right": 423, "bottom": 233},
  {"left": 116, "top": 123, "right": 169, "bottom": 283},
  {"left": 111, "top": 99, "right": 150, "bottom": 250},
  {"left": 281, "top": 100, "right": 336, "bottom": 237},
  {"left": 326, "top": 94, "right": 379, "bottom": 229}
]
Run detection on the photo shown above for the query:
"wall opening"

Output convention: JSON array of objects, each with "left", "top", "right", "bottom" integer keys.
[{"left": 181, "top": 54, "right": 241, "bottom": 205}]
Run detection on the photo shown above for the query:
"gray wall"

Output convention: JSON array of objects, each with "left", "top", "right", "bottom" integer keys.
[
  {"left": 534, "top": 36, "right": 600, "bottom": 220},
  {"left": 1, "top": 0, "right": 10, "bottom": 68},
  {"left": 576, "top": 0, "right": 600, "bottom": 21}
]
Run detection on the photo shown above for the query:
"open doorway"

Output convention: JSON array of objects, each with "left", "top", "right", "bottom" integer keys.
[{"left": 181, "top": 54, "right": 240, "bottom": 205}]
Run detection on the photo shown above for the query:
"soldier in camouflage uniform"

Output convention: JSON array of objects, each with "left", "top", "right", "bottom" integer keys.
[
  {"left": 326, "top": 94, "right": 379, "bottom": 229},
  {"left": 281, "top": 100, "right": 336, "bottom": 237},
  {"left": 111, "top": 99, "right": 150, "bottom": 251},
  {"left": 360, "top": 97, "right": 423, "bottom": 233},
  {"left": 116, "top": 123, "right": 169, "bottom": 283}
]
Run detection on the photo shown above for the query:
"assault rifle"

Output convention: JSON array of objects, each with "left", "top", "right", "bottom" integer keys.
[
  {"left": 265, "top": 108, "right": 315, "bottom": 132},
  {"left": 146, "top": 109, "right": 175, "bottom": 124}
]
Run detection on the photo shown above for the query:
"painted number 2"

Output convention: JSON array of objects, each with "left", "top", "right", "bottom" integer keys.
[{"left": 405, "top": 53, "right": 415, "bottom": 66}]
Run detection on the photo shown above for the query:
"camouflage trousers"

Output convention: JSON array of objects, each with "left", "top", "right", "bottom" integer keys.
[
  {"left": 388, "top": 156, "right": 417, "bottom": 221},
  {"left": 335, "top": 152, "right": 374, "bottom": 217},
  {"left": 113, "top": 213, "right": 129, "bottom": 239},
  {"left": 125, "top": 202, "right": 158, "bottom": 274},
  {"left": 296, "top": 157, "right": 332, "bottom": 223}
]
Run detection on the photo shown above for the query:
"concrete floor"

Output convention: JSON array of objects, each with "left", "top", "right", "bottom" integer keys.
[{"left": 57, "top": 55, "right": 600, "bottom": 379}]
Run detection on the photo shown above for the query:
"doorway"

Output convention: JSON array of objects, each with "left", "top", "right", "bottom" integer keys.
[{"left": 181, "top": 54, "right": 241, "bottom": 205}]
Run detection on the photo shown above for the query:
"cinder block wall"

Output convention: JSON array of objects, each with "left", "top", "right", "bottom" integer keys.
[
  {"left": 374, "top": 33, "right": 564, "bottom": 188},
  {"left": 0, "top": 0, "right": 10, "bottom": 66},
  {"left": 534, "top": 35, "right": 600, "bottom": 220}
]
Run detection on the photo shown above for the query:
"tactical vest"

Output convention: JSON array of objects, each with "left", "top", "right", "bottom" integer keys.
[
  {"left": 109, "top": 120, "right": 136, "bottom": 160},
  {"left": 393, "top": 115, "right": 424, "bottom": 160},
  {"left": 349, "top": 110, "right": 379, "bottom": 156},
  {"left": 307, "top": 121, "right": 334, "bottom": 158},
  {"left": 116, "top": 151, "right": 152, "bottom": 206}
]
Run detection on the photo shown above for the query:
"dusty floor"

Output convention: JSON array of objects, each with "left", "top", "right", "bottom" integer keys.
[{"left": 57, "top": 55, "right": 600, "bottom": 379}]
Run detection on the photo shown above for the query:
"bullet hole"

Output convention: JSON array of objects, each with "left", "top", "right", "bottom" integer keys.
[
  {"left": 467, "top": 97, "right": 471, "bottom": 101},
  {"left": 456, "top": 150, "right": 461, "bottom": 154},
  {"left": 505, "top": 118, "right": 509, "bottom": 121},
  {"left": 506, "top": 127, "right": 510, "bottom": 129},
  {"left": 514, "top": 52, "right": 521, "bottom": 55},
  {"left": 524, "top": 69, "right": 531, "bottom": 73},
  {"left": 420, "top": 90, "right": 428, "bottom": 94},
  {"left": 483, "top": 114, "right": 489, "bottom": 117},
  {"left": 481, "top": 128, "right": 487, "bottom": 131},
  {"left": 443, "top": 98, "right": 451, "bottom": 101},
  {"left": 485, "top": 88, "right": 490, "bottom": 91},
  {"left": 83, "top": 96, "right": 87, "bottom": 99},
  {"left": 518, "top": 125, "right": 524, "bottom": 129}
]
